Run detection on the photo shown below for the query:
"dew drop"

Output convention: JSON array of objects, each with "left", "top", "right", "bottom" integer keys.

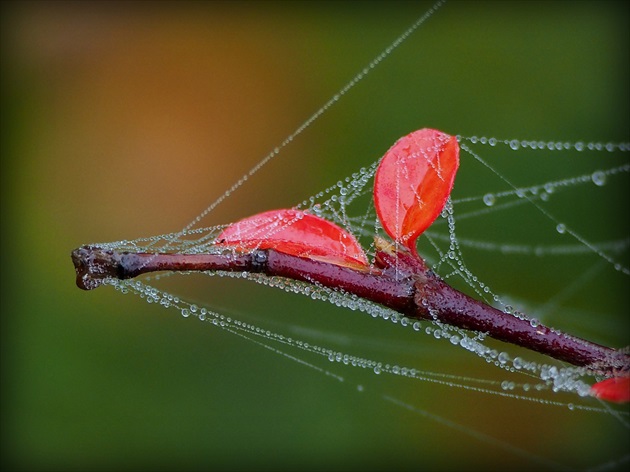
[
  {"left": 591, "top": 171, "right": 606, "bottom": 186},
  {"left": 482, "top": 193, "right": 496, "bottom": 206},
  {"left": 509, "top": 139, "right": 520, "bottom": 150},
  {"left": 181, "top": 308, "right": 190, "bottom": 318},
  {"left": 512, "top": 357, "right": 523, "bottom": 369},
  {"left": 555, "top": 223, "right": 566, "bottom": 234}
]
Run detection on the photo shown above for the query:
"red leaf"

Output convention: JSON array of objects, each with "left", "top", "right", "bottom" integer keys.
[
  {"left": 374, "top": 128, "right": 459, "bottom": 252},
  {"left": 590, "top": 376, "right": 630, "bottom": 403},
  {"left": 216, "top": 209, "right": 369, "bottom": 268}
]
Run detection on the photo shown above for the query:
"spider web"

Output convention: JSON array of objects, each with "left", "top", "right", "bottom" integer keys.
[{"left": 75, "top": 1, "right": 629, "bottom": 471}]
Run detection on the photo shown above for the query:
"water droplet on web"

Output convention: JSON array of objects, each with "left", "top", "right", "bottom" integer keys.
[
  {"left": 555, "top": 223, "right": 566, "bottom": 234},
  {"left": 498, "top": 352, "right": 510, "bottom": 364},
  {"left": 509, "top": 139, "right": 520, "bottom": 150},
  {"left": 483, "top": 193, "right": 496, "bottom": 206},
  {"left": 591, "top": 171, "right": 606, "bottom": 186},
  {"left": 530, "top": 318, "right": 539, "bottom": 328}
]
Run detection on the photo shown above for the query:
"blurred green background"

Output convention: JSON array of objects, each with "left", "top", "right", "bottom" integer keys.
[{"left": 2, "top": 1, "right": 629, "bottom": 471}]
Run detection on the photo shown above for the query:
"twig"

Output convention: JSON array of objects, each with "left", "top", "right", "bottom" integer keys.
[{"left": 71, "top": 244, "right": 630, "bottom": 377}]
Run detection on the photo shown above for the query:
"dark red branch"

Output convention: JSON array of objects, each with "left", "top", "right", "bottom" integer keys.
[
  {"left": 71, "top": 245, "right": 629, "bottom": 376},
  {"left": 413, "top": 272, "right": 628, "bottom": 376}
]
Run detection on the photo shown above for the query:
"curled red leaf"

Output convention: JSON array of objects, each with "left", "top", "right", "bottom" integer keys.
[
  {"left": 590, "top": 376, "right": 630, "bottom": 403},
  {"left": 374, "top": 128, "right": 459, "bottom": 252},
  {"left": 216, "top": 209, "right": 369, "bottom": 268}
]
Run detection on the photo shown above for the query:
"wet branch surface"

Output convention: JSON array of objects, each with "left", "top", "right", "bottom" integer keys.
[{"left": 72, "top": 245, "right": 629, "bottom": 377}]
